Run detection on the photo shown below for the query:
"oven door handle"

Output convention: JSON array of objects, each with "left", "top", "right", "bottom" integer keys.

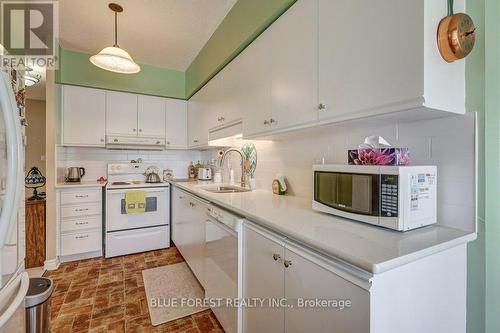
[{"left": 107, "top": 189, "right": 168, "bottom": 195}]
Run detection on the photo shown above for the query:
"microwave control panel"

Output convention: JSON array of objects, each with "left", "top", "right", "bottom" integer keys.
[{"left": 381, "top": 175, "right": 399, "bottom": 217}]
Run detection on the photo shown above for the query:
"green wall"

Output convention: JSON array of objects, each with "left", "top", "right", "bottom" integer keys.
[
  {"left": 466, "top": 0, "right": 486, "bottom": 331},
  {"left": 485, "top": 0, "right": 500, "bottom": 331},
  {"left": 185, "top": 0, "right": 297, "bottom": 98},
  {"left": 56, "top": 48, "right": 185, "bottom": 99}
]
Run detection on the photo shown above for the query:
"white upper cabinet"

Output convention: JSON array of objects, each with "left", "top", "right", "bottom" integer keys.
[
  {"left": 238, "top": 30, "right": 272, "bottom": 138},
  {"left": 106, "top": 91, "right": 138, "bottom": 137},
  {"left": 318, "top": 0, "right": 465, "bottom": 123},
  {"left": 165, "top": 98, "right": 187, "bottom": 149},
  {"left": 62, "top": 85, "right": 106, "bottom": 147},
  {"left": 137, "top": 95, "right": 166, "bottom": 137},
  {"left": 269, "top": 0, "right": 319, "bottom": 132},
  {"left": 188, "top": 88, "right": 210, "bottom": 148}
]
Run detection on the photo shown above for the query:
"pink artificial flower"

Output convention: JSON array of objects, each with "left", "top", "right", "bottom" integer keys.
[{"left": 354, "top": 149, "right": 394, "bottom": 165}]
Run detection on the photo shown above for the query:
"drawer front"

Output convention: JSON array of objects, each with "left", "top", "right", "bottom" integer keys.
[
  {"left": 61, "top": 230, "right": 102, "bottom": 256},
  {"left": 61, "top": 203, "right": 101, "bottom": 219},
  {"left": 61, "top": 215, "right": 102, "bottom": 233},
  {"left": 61, "top": 189, "right": 102, "bottom": 205},
  {"left": 105, "top": 226, "right": 170, "bottom": 258}
]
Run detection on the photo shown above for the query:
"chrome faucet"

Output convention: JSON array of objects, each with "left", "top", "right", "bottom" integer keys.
[{"left": 220, "top": 148, "right": 247, "bottom": 188}]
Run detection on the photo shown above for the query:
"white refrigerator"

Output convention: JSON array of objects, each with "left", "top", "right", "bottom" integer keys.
[{"left": 0, "top": 70, "right": 29, "bottom": 332}]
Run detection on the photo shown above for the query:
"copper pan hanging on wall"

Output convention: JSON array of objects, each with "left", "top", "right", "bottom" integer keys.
[{"left": 437, "top": 0, "right": 476, "bottom": 62}]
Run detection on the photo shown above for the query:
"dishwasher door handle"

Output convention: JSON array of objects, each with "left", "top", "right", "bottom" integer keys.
[{"left": 205, "top": 218, "right": 238, "bottom": 237}]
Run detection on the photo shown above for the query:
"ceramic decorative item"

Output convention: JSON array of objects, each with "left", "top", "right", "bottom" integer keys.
[
  {"left": 272, "top": 174, "right": 287, "bottom": 195},
  {"left": 241, "top": 143, "right": 257, "bottom": 177}
]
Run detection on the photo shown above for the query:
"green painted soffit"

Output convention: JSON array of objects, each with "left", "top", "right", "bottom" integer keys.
[
  {"left": 56, "top": 47, "right": 186, "bottom": 99},
  {"left": 185, "top": 0, "right": 297, "bottom": 98}
]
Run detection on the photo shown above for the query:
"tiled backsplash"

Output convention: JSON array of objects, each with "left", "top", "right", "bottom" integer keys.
[
  {"left": 231, "top": 113, "right": 476, "bottom": 232},
  {"left": 56, "top": 147, "right": 211, "bottom": 182},
  {"left": 57, "top": 113, "right": 476, "bottom": 232}
]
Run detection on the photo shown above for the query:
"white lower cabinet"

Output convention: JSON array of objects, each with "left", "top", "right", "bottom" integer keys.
[
  {"left": 243, "top": 223, "right": 285, "bottom": 332},
  {"left": 172, "top": 187, "right": 208, "bottom": 286},
  {"left": 243, "top": 223, "right": 369, "bottom": 333},
  {"left": 243, "top": 222, "right": 467, "bottom": 333},
  {"left": 57, "top": 187, "right": 103, "bottom": 261},
  {"left": 284, "top": 243, "right": 370, "bottom": 333}
]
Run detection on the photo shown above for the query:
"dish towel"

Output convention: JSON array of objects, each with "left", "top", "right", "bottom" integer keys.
[{"left": 125, "top": 190, "right": 146, "bottom": 214}]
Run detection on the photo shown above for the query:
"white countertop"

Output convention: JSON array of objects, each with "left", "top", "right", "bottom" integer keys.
[
  {"left": 55, "top": 181, "right": 107, "bottom": 189},
  {"left": 172, "top": 181, "right": 476, "bottom": 274}
]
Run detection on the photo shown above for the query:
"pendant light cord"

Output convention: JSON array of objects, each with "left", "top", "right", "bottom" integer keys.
[
  {"left": 114, "top": 11, "right": 118, "bottom": 47},
  {"left": 447, "top": 0, "right": 454, "bottom": 16}
]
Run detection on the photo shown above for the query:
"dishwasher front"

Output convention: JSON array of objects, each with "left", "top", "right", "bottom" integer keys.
[{"left": 205, "top": 204, "right": 244, "bottom": 333}]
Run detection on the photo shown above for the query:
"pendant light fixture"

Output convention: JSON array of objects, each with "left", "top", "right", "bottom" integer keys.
[
  {"left": 23, "top": 67, "right": 41, "bottom": 87},
  {"left": 90, "top": 3, "right": 140, "bottom": 74}
]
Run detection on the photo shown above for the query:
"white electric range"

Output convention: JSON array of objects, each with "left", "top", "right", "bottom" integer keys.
[{"left": 105, "top": 163, "right": 170, "bottom": 257}]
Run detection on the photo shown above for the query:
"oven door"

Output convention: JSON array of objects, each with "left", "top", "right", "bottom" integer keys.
[
  {"left": 314, "top": 171, "right": 380, "bottom": 217},
  {"left": 106, "top": 187, "right": 169, "bottom": 231}
]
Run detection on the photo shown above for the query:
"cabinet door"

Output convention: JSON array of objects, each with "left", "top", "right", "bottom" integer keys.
[
  {"left": 243, "top": 224, "right": 285, "bottom": 333},
  {"left": 284, "top": 243, "right": 370, "bottom": 333},
  {"left": 318, "top": 0, "right": 421, "bottom": 122},
  {"left": 165, "top": 98, "right": 187, "bottom": 149},
  {"left": 270, "top": 0, "right": 318, "bottom": 131},
  {"left": 187, "top": 196, "right": 208, "bottom": 286},
  {"left": 187, "top": 89, "right": 209, "bottom": 147},
  {"left": 137, "top": 95, "right": 166, "bottom": 137},
  {"left": 106, "top": 91, "right": 138, "bottom": 136},
  {"left": 239, "top": 31, "right": 273, "bottom": 138},
  {"left": 172, "top": 188, "right": 190, "bottom": 255},
  {"left": 62, "top": 85, "right": 106, "bottom": 146},
  {"left": 218, "top": 58, "right": 244, "bottom": 125}
]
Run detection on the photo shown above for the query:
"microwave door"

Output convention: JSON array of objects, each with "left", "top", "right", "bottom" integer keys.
[{"left": 351, "top": 175, "right": 372, "bottom": 214}]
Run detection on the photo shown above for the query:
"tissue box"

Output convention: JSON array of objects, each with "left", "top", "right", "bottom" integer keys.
[{"left": 348, "top": 148, "right": 410, "bottom": 166}]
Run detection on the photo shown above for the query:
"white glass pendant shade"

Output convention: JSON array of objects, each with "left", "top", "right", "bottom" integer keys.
[{"left": 90, "top": 46, "right": 140, "bottom": 74}]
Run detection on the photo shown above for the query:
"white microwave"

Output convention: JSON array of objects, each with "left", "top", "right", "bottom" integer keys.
[{"left": 312, "top": 165, "right": 437, "bottom": 231}]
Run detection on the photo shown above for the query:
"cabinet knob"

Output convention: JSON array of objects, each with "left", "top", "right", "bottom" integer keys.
[
  {"left": 269, "top": 118, "right": 276, "bottom": 124},
  {"left": 100, "top": 138, "right": 104, "bottom": 142},
  {"left": 263, "top": 120, "right": 270, "bottom": 125},
  {"left": 114, "top": 138, "right": 119, "bottom": 143},
  {"left": 133, "top": 128, "right": 137, "bottom": 132},
  {"left": 220, "top": 117, "right": 225, "bottom": 122},
  {"left": 193, "top": 139, "right": 199, "bottom": 143},
  {"left": 284, "top": 260, "right": 292, "bottom": 268},
  {"left": 318, "top": 103, "right": 326, "bottom": 110},
  {"left": 166, "top": 141, "right": 170, "bottom": 145},
  {"left": 273, "top": 254, "right": 281, "bottom": 261}
]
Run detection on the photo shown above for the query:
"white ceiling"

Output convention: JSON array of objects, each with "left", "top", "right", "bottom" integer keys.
[{"left": 59, "top": 0, "right": 237, "bottom": 70}]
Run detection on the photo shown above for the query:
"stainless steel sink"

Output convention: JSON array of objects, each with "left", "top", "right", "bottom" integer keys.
[{"left": 201, "top": 185, "right": 251, "bottom": 193}]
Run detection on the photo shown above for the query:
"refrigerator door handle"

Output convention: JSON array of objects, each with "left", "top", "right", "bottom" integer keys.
[
  {"left": 0, "top": 272, "right": 29, "bottom": 328},
  {"left": 0, "top": 71, "right": 23, "bottom": 247}
]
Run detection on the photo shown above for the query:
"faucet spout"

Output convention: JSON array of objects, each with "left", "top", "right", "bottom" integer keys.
[{"left": 221, "top": 148, "right": 247, "bottom": 188}]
